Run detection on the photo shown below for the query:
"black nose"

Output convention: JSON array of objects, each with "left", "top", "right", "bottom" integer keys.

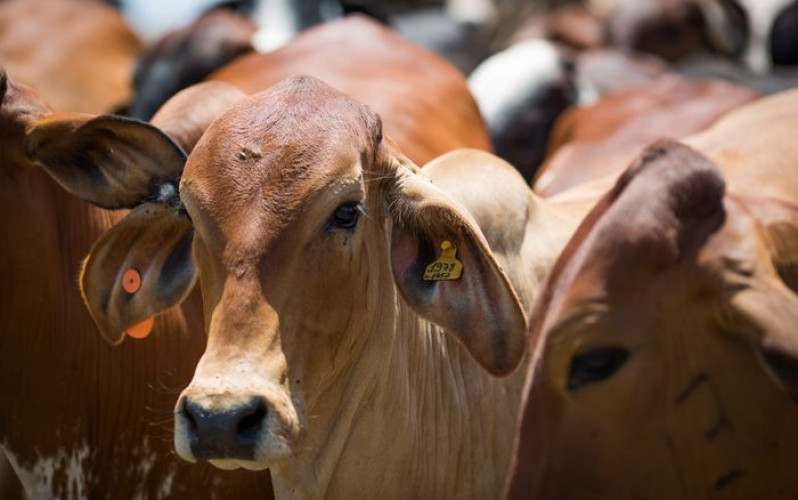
[{"left": 180, "top": 397, "right": 267, "bottom": 460}]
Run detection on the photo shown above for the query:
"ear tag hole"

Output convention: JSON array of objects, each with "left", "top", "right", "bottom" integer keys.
[
  {"left": 122, "top": 268, "right": 142, "bottom": 294},
  {"left": 423, "top": 240, "right": 463, "bottom": 281}
]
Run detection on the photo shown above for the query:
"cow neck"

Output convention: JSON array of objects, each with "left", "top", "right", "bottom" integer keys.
[{"left": 272, "top": 285, "right": 527, "bottom": 499}]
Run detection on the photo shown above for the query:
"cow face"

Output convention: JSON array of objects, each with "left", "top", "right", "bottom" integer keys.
[
  {"left": 168, "top": 77, "right": 525, "bottom": 470},
  {"left": 49, "top": 76, "right": 525, "bottom": 471},
  {"left": 507, "top": 141, "right": 798, "bottom": 498}
]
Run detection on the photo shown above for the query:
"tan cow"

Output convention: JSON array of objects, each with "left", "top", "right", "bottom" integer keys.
[
  {"left": 507, "top": 90, "right": 798, "bottom": 498},
  {"left": 0, "top": 68, "right": 275, "bottom": 498},
  {"left": 37, "top": 75, "right": 599, "bottom": 498},
  {"left": 0, "top": 0, "right": 142, "bottom": 114}
]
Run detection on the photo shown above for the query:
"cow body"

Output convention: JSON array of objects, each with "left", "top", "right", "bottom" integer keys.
[
  {"left": 507, "top": 88, "right": 798, "bottom": 498},
  {"left": 534, "top": 74, "right": 758, "bottom": 197},
  {"left": 0, "top": 72, "right": 272, "bottom": 498},
  {"left": 0, "top": 0, "right": 141, "bottom": 114}
]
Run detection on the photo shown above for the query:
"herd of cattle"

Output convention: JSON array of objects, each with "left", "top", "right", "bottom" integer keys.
[{"left": 2, "top": 0, "right": 798, "bottom": 498}]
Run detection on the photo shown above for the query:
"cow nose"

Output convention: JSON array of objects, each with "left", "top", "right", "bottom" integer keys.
[{"left": 180, "top": 397, "right": 267, "bottom": 460}]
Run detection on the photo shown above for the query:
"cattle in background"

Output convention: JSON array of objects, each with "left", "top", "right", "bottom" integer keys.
[
  {"left": 574, "top": 49, "right": 671, "bottom": 102},
  {"left": 507, "top": 88, "right": 798, "bottom": 498},
  {"left": 602, "top": 0, "right": 798, "bottom": 72},
  {"left": 128, "top": 4, "right": 495, "bottom": 122},
  {"left": 130, "top": 8, "right": 256, "bottom": 120},
  {"left": 533, "top": 73, "right": 758, "bottom": 197},
  {"left": 468, "top": 38, "right": 575, "bottom": 181},
  {"left": 0, "top": 0, "right": 141, "bottom": 114},
  {"left": 391, "top": 5, "right": 493, "bottom": 74},
  {"left": 604, "top": 0, "right": 718, "bottom": 62},
  {"left": 704, "top": 0, "right": 798, "bottom": 73},
  {"left": 208, "top": 15, "right": 491, "bottom": 165},
  {"left": 0, "top": 68, "right": 275, "bottom": 498}
]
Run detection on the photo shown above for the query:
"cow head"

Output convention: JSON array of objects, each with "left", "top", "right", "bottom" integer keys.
[
  {"left": 45, "top": 76, "right": 525, "bottom": 470},
  {"left": 507, "top": 140, "right": 798, "bottom": 498}
]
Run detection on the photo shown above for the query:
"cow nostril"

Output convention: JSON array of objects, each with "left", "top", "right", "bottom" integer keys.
[
  {"left": 237, "top": 400, "right": 267, "bottom": 446},
  {"left": 180, "top": 399, "right": 199, "bottom": 445}
]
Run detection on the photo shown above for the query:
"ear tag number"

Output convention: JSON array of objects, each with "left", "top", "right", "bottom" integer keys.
[
  {"left": 423, "top": 240, "right": 463, "bottom": 281},
  {"left": 121, "top": 268, "right": 153, "bottom": 339}
]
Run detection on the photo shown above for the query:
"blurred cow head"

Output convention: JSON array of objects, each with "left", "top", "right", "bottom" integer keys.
[{"left": 507, "top": 140, "right": 798, "bottom": 498}]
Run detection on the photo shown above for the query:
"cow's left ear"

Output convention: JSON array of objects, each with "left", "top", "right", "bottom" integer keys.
[
  {"left": 387, "top": 160, "right": 527, "bottom": 376},
  {"left": 25, "top": 113, "right": 186, "bottom": 209}
]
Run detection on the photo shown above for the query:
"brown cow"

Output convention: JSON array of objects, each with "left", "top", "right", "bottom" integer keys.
[
  {"left": 39, "top": 75, "right": 600, "bottom": 497},
  {"left": 534, "top": 73, "right": 758, "bottom": 197},
  {"left": 507, "top": 90, "right": 798, "bottom": 498},
  {"left": 0, "top": 0, "right": 142, "bottom": 114},
  {"left": 0, "top": 69, "right": 274, "bottom": 498},
  {"left": 208, "top": 15, "right": 491, "bottom": 166}
]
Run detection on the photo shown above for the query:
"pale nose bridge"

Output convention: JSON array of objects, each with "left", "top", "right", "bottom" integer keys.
[{"left": 207, "top": 276, "right": 286, "bottom": 363}]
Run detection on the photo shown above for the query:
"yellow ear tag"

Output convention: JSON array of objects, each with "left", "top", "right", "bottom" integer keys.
[{"left": 423, "top": 240, "right": 463, "bottom": 281}]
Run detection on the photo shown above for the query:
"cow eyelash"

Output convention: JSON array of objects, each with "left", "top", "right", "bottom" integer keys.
[{"left": 327, "top": 201, "right": 366, "bottom": 231}]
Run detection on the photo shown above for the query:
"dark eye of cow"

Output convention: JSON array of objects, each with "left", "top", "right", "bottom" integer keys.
[
  {"left": 329, "top": 202, "right": 363, "bottom": 230},
  {"left": 568, "top": 347, "right": 629, "bottom": 391}
]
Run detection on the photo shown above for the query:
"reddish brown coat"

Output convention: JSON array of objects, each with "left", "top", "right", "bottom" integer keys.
[{"left": 209, "top": 16, "right": 491, "bottom": 165}]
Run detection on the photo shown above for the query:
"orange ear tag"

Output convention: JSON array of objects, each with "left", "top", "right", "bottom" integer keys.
[
  {"left": 122, "top": 268, "right": 142, "bottom": 294},
  {"left": 125, "top": 317, "right": 155, "bottom": 339},
  {"left": 423, "top": 240, "right": 463, "bottom": 281},
  {"left": 121, "top": 268, "right": 153, "bottom": 339}
]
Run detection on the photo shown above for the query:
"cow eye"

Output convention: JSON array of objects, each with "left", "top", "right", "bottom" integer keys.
[
  {"left": 568, "top": 347, "right": 628, "bottom": 391},
  {"left": 329, "top": 202, "right": 363, "bottom": 230}
]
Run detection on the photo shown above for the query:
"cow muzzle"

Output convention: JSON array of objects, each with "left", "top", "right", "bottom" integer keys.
[
  {"left": 179, "top": 396, "right": 266, "bottom": 461},
  {"left": 174, "top": 388, "right": 301, "bottom": 469}
]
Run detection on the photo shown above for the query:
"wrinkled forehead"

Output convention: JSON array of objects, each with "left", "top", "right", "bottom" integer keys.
[{"left": 181, "top": 77, "right": 380, "bottom": 217}]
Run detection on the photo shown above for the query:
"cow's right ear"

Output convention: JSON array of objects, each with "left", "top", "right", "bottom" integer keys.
[
  {"left": 80, "top": 202, "right": 196, "bottom": 345},
  {"left": 25, "top": 113, "right": 186, "bottom": 209}
]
